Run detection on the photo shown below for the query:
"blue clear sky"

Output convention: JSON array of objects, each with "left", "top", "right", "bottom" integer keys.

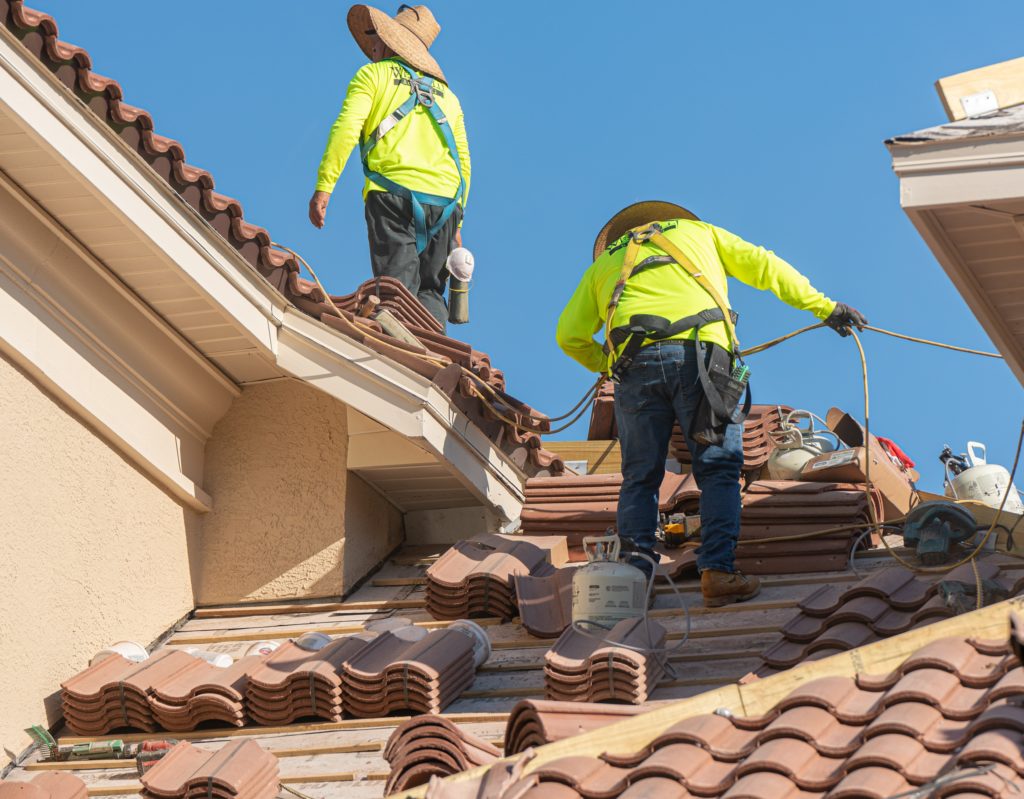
[{"left": 41, "top": 1, "right": 1024, "bottom": 491}]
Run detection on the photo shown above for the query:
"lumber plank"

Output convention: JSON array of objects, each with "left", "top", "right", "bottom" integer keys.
[
  {"left": 57, "top": 713, "right": 509, "bottom": 746},
  {"left": 935, "top": 56, "right": 1024, "bottom": 121}
]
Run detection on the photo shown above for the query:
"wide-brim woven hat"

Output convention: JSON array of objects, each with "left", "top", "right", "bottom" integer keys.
[
  {"left": 348, "top": 4, "right": 445, "bottom": 83},
  {"left": 593, "top": 200, "right": 700, "bottom": 261}
]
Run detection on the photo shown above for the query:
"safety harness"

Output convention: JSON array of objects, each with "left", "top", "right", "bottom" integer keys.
[
  {"left": 360, "top": 61, "right": 465, "bottom": 254},
  {"left": 605, "top": 223, "right": 751, "bottom": 430}
]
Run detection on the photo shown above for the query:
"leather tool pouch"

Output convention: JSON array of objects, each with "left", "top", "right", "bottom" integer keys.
[{"left": 689, "top": 343, "right": 751, "bottom": 447}]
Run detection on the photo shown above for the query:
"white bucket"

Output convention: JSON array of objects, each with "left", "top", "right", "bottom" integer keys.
[
  {"left": 294, "top": 632, "right": 332, "bottom": 651},
  {"left": 184, "top": 647, "right": 233, "bottom": 668},
  {"left": 448, "top": 620, "right": 491, "bottom": 669},
  {"left": 245, "top": 641, "right": 281, "bottom": 657},
  {"left": 90, "top": 640, "right": 148, "bottom": 666}
]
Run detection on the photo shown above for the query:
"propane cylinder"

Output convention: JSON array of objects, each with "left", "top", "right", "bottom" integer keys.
[
  {"left": 944, "top": 441, "right": 1024, "bottom": 514},
  {"left": 766, "top": 409, "right": 841, "bottom": 481},
  {"left": 571, "top": 534, "right": 648, "bottom": 626}
]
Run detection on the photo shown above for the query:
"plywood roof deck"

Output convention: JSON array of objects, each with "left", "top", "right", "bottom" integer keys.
[{"left": 7, "top": 544, "right": 1023, "bottom": 799}]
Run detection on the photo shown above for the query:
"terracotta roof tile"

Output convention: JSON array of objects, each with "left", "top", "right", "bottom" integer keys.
[
  {"left": 545, "top": 618, "right": 667, "bottom": 704},
  {"left": 139, "top": 740, "right": 278, "bottom": 799},
  {"left": 755, "top": 564, "right": 1020, "bottom": 677},
  {"left": 504, "top": 700, "right": 645, "bottom": 756},
  {"left": 383, "top": 716, "right": 501, "bottom": 794},
  {"left": 426, "top": 536, "right": 556, "bottom": 622},
  {"left": 0, "top": 774, "right": 87, "bottom": 799},
  {"left": 444, "top": 633, "right": 1023, "bottom": 798}
]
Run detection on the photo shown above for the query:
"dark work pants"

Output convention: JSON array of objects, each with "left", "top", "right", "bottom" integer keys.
[
  {"left": 364, "top": 191, "right": 463, "bottom": 329},
  {"left": 613, "top": 341, "right": 745, "bottom": 579}
]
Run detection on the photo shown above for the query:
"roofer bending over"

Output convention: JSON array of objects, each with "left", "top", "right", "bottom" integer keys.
[
  {"left": 309, "top": 4, "right": 470, "bottom": 329},
  {"left": 556, "top": 201, "right": 867, "bottom": 608}
]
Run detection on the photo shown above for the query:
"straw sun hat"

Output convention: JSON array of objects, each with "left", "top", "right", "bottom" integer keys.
[
  {"left": 592, "top": 201, "right": 701, "bottom": 261},
  {"left": 347, "top": 4, "right": 446, "bottom": 83}
]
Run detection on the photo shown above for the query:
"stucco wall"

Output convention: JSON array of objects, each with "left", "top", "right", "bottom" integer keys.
[
  {"left": 196, "top": 380, "right": 403, "bottom": 605},
  {"left": 0, "top": 353, "right": 198, "bottom": 765}
]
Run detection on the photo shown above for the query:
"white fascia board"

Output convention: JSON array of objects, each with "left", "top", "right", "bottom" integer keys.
[
  {"left": 889, "top": 135, "right": 1024, "bottom": 209},
  {"left": 0, "top": 28, "right": 284, "bottom": 354},
  {"left": 278, "top": 308, "right": 524, "bottom": 520}
]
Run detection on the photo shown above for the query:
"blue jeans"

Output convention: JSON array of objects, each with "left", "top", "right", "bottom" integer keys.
[{"left": 613, "top": 341, "right": 745, "bottom": 576}]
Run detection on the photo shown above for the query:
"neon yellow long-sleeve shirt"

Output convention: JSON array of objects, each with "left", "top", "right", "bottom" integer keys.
[
  {"left": 314, "top": 58, "right": 471, "bottom": 211},
  {"left": 556, "top": 219, "right": 837, "bottom": 374}
]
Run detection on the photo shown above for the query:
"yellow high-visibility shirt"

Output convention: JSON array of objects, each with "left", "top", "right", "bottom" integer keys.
[
  {"left": 556, "top": 219, "right": 837, "bottom": 374},
  {"left": 314, "top": 58, "right": 471, "bottom": 211}
]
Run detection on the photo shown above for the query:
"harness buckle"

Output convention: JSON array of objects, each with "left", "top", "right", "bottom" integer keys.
[
  {"left": 628, "top": 223, "right": 662, "bottom": 245},
  {"left": 411, "top": 78, "right": 436, "bottom": 107}
]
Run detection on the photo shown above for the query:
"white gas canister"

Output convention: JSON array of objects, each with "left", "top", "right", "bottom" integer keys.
[
  {"left": 570, "top": 534, "right": 648, "bottom": 626},
  {"left": 945, "top": 441, "right": 1024, "bottom": 514}
]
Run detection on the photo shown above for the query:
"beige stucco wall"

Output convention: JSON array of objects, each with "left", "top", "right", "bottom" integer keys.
[
  {"left": 196, "top": 380, "right": 403, "bottom": 605},
  {"left": 0, "top": 353, "right": 198, "bottom": 765}
]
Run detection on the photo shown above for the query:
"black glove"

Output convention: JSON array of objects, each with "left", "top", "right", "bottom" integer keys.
[{"left": 825, "top": 303, "right": 868, "bottom": 337}]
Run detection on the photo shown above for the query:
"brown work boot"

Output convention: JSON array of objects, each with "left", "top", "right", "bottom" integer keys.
[{"left": 701, "top": 569, "right": 761, "bottom": 608}]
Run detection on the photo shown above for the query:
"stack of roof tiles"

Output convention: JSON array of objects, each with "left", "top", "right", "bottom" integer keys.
[
  {"left": 0, "top": 1, "right": 565, "bottom": 479},
  {"left": 545, "top": 618, "right": 667, "bottom": 704},
  {"left": 426, "top": 536, "right": 555, "bottom": 621},
  {"left": 140, "top": 741, "right": 278, "bottom": 799},
  {"left": 382, "top": 716, "right": 501, "bottom": 795},
  {"left": 245, "top": 637, "right": 368, "bottom": 726},
  {"left": 343, "top": 628, "right": 476, "bottom": 717},
  {"left": 754, "top": 562, "right": 1024, "bottom": 677},
  {"left": 0, "top": 774, "right": 87, "bottom": 799},
  {"left": 520, "top": 473, "right": 700, "bottom": 560},
  {"left": 59, "top": 649, "right": 238, "bottom": 735},
  {"left": 736, "top": 480, "right": 882, "bottom": 574},
  {"left": 148, "top": 655, "right": 258, "bottom": 732},
  {"left": 437, "top": 633, "right": 1024, "bottom": 799},
  {"left": 504, "top": 700, "right": 644, "bottom": 755}
]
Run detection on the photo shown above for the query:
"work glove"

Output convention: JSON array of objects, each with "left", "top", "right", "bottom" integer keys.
[{"left": 824, "top": 302, "right": 868, "bottom": 337}]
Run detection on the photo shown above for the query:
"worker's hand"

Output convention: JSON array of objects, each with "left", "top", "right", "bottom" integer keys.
[
  {"left": 308, "top": 191, "right": 330, "bottom": 229},
  {"left": 824, "top": 302, "right": 868, "bottom": 337},
  {"left": 454, "top": 228, "right": 463, "bottom": 248}
]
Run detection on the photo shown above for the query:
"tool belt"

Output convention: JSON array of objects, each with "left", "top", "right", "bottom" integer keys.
[{"left": 604, "top": 223, "right": 751, "bottom": 446}]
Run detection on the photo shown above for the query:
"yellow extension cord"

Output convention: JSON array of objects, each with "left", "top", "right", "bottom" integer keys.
[{"left": 277, "top": 241, "right": 1019, "bottom": 600}]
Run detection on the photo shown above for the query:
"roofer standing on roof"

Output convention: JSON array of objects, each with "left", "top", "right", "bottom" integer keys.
[
  {"left": 309, "top": 4, "right": 470, "bottom": 329},
  {"left": 556, "top": 202, "right": 868, "bottom": 608}
]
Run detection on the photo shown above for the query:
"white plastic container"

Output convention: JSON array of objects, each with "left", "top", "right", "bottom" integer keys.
[
  {"left": 90, "top": 640, "right": 148, "bottom": 666},
  {"left": 945, "top": 441, "right": 1024, "bottom": 514},
  {"left": 183, "top": 647, "right": 233, "bottom": 668},
  {"left": 448, "top": 619, "right": 491, "bottom": 668}
]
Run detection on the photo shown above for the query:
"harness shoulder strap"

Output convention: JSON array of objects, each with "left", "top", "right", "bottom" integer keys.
[{"left": 648, "top": 230, "right": 740, "bottom": 353}]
